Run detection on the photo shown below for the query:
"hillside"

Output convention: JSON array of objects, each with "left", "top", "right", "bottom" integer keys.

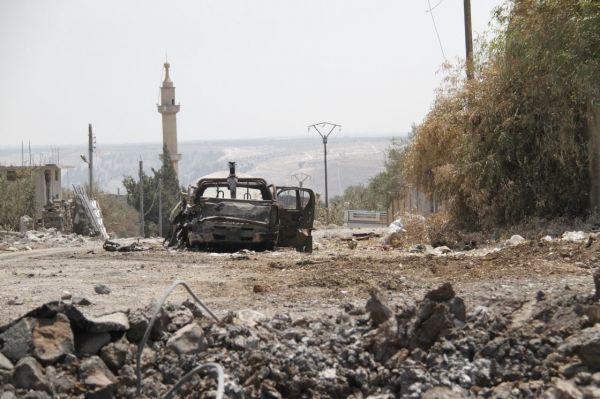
[{"left": 0, "top": 135, "right": 401, "bottom": 198}]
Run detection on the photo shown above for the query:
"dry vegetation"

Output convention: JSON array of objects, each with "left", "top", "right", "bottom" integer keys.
[{"left": 404, "top": 0, "right": 600, "bottom": 229}]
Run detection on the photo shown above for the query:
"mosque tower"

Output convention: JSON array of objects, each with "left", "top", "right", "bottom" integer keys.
[{"left": 157, "top": 62, "right": 181, "bottom": 177}]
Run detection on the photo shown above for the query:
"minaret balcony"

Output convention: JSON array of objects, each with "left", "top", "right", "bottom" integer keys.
[{"left": 157, "top": 104, "right": 180, "bottom": 114}]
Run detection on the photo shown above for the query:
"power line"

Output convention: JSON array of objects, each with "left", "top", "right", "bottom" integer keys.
[{"left": 427, "top": 0, "right": 447, "bottom": 62}]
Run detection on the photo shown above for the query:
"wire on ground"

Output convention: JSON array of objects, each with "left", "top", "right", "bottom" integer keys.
[{"left": 135, "top": 280, "right": 223, "bottom": 398}]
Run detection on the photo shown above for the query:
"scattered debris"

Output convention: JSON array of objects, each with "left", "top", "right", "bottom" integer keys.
[
  {"left": 103, "top": 240, "right": 148, "bottom": 252},
  {"left": 1, "top": 272, "right": 600, "bottom": 398}
]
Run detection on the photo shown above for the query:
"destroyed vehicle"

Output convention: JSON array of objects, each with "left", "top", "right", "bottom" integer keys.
[{"left": 167, "top": 162, "right": 315, "bottom": 252}]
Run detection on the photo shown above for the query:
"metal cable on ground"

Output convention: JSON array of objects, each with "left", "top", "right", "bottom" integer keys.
[
  {"left": 135, "top": 280, "right": 222, "bottom": 397},
  {"left": 162, "top": 362, "right": 225, "bottom": 399}
]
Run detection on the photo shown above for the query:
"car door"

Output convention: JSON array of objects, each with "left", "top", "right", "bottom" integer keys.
[{"left": 276, "top": 187, "right": 315, "bottom": 252}]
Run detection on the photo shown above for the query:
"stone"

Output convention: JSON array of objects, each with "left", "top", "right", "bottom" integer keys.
[
  {"left": 506, "top": 235, "right": 525, "bottom": 246},
  {"left": 86, "top": 312, "right": 129, "bottom": 333},
  {"left": 0, "top": 353, "right": 13, "bottom": 384},
  {"left": 72, "top": 296, "right": 92, "bottom": 306},
  {"left": 75, "top": 332, "right": 111, "bottom": 356},
  {"left": 561, "top": 231, "right": 589, "bottom": 243},
  {"left": 425, "top": 283, "right": 455, "bottom": 302},
  {"left": 165, "top": 306, "right": 193, "bottom": 332},
  {"left": 126, "top": 310, "right": 149, "bottom": 342},
  {"left": 365, "top": 288, "right": 392, "bottom": 326},
  {"left": 94, "top": 284, "right": 111, "bottom": 295},
  {"left": 99, "top": 338, "right": 130, "bottom": 372},
  {"left": 167, "top": 323, "right": 205, "bottom": 355},
  {"left": 79, "top": 356, "right": 117, "bottom": 397},
  {"left": 412, "top": 302, "right": 453, "bottom": 349},
  {"left": 449, "top": 297, "right": 466, "bottom": 322},
  {"left": 594, "top": 269, "right": 600, "bottom": 300},
  {"left": 235, "top": 309, "right": 266, "bottom": 327},
  {"left": 60, "top": 291, "right": 72, "bottom": 301},
  {"left": 0, "top": 318, "right": 34, "bottom": 362},
  {"left": 545, "top": 379, "right": 583, "bottom": 399},
  {"left": 45, "top": 365, "right": 76, "bottom": 394},
  {"left": 32, "top": 313, "right": 74, "bottom": 365},
  {"left": 585, "top": 304, "right": 600, "bottom": 325},
  {"left": 422, "top": 387, "right": 466, "bottom": 399},
  {"left": 0, "top": 392, "right": 16, "bottom": 399},
  {"left": 13, "top": 356, "right": 49, "bottom": 391},
  {"left": 7, "top": 297, "right": 23, "bottom": 306}
]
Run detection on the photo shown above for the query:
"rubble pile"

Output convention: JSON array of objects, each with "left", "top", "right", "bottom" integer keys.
[
  {"left": 2, "top": 280, "right": 600, "bottom": 398},
  {"left": 0, "top": 229, "right": 89, "bottom": 252}
]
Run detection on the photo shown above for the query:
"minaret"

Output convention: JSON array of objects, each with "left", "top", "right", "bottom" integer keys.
[{"left": 157, "top": 62, "right": 181, "bottom": 177}]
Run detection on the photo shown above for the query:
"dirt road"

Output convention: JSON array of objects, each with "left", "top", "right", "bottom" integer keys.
[{"left": 0, "top": 232, "right": 595, "bottom": 325}]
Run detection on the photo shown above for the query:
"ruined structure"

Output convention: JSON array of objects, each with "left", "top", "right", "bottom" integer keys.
[
  {"left": 157, "top": 62, "right": 181, "bottom": 177},
  {"left": 0, "top": 164, "right": 62, "bottom": 215}
]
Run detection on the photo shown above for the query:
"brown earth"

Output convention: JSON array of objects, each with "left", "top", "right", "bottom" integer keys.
[{"left": 0, "top": 231, "right": 596, "bottom": 325}]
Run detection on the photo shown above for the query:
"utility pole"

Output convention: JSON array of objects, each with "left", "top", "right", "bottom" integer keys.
[
  {"left": 308, "top": 122, "right": 341, "bottom": 223},
  {"left": 139, "top": 160, "right": 145, "bottom": 237},
  {"left": 464, "top": 0, "right": 474, "bottom": 80},
  {"left": 158, "top": 176, "right": 163, "bottom": 237},
  {"left": 291, "top": 172, "right": 311, "bottom": 188},
  {"left": 88, "top": 124, "right": 95, "bottom": 197}
]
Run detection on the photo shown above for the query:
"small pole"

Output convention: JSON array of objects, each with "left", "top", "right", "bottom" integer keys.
[
  {"left": 158, "top": 176, "right": 163, "bottom": 237},
  {"left": 464, "top": 0, "right": 474, "bottom": 80},
  {"left": 88, "top": 124, "right": 94, "bottom": 197},
  {"left": 139, "top": 160, "right": 145, "bottom": 237}
]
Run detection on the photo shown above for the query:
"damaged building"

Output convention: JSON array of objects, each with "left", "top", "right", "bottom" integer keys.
[{"left": 0, "top": 164, "right": 64, "bottom": 219}]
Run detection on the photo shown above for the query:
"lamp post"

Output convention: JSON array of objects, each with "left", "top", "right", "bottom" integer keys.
[{"left": 308, "top": 122, "right": 341, "bottom": 223}]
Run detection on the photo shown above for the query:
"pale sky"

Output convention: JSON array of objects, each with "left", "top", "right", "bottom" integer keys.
[{"left": 0, "top": 0, "right": 502, "bottom": 146}]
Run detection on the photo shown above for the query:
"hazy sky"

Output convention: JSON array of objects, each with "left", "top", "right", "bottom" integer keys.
[{"left": 0, "top": 0, "right": 502, "bottom": 146}]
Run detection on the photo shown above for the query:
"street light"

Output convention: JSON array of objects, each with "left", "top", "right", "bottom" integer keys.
[{"left": 308, "top": 122, "right": 341, "bottom": 223}]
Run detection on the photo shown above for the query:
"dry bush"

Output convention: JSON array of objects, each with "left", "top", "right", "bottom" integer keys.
[
  {"left": 0, "top": 175, "right": 35, "bottom": 231},
  {"left": 404, "top": 0, "right": 600, "bottom": 229},
  {"left": 96, "top": 192, "right": 139, "bottom": 238}
]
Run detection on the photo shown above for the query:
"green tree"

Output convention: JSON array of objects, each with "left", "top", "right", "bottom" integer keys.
[{"left": 122, "top": 146, "right": 181, "bottom": 236}]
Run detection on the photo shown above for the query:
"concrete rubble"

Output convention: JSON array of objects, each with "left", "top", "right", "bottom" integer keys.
[
  {"left": 0, "top": 228, "right": 90, "bottom": 252},
  {"left": 0, "top": 277, "right": 600, "bottom": 398}
]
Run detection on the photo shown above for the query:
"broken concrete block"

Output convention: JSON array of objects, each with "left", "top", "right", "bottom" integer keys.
[
  {"left": 167, "top": 323, "right": 205, "bottom": 355},
  {"left": 425, "top": 283, "right": 455, "bottom": 303},
  {"left": 365, "top": 288, "right": 392, "bottom": 327},
  {"left": 0, "top": 318, "right": 34, "bottom": 363},
  {"left": 75, "top": 332, "right": 111, "bottom": 357},
  {"left": 99, "top": 338, "right": 131, "bottom": 372},
  {"left": 0, "top": 353, "right": 13, "bottom": 384},
  {"left": 86, "top": 312, "right": 129, "bottom": 333},
  {"left": 32, "top": 313, "right": 74, "bottom": 365},
  {"left": 126, "top": 310, "right": 149, "bottom": 343},
  {"left": 13, "top": 356, "right": 49, "bottom": 391},
  {"left": 79, "top": 356, "right": 117, "bottom": 398}
]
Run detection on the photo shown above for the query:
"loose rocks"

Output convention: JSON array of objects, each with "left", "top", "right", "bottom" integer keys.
[{"left": 32, "top": 313, "right": 74, "bottom": 364}]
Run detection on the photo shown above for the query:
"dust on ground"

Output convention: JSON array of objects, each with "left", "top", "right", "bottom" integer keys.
[{"left": 0, "top": 228, "right": 596, "bottom": 324}]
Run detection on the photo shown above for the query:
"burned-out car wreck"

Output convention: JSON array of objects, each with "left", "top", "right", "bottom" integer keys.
[{"left": 166, "top": 162, "right": 315, "bottom": 252}]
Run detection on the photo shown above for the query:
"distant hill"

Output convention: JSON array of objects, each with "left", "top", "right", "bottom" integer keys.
[{"left": 0, "top": 135, "right": 405, "bottom": 198}]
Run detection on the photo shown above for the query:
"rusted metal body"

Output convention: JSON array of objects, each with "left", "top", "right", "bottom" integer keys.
[{"left": 167, "top": 163, "right": 315, "bottom": 252}]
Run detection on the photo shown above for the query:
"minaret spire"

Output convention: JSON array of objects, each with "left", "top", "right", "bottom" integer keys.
[{"left": 157, "top": 61, "right": 181, "bottom": 177}]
